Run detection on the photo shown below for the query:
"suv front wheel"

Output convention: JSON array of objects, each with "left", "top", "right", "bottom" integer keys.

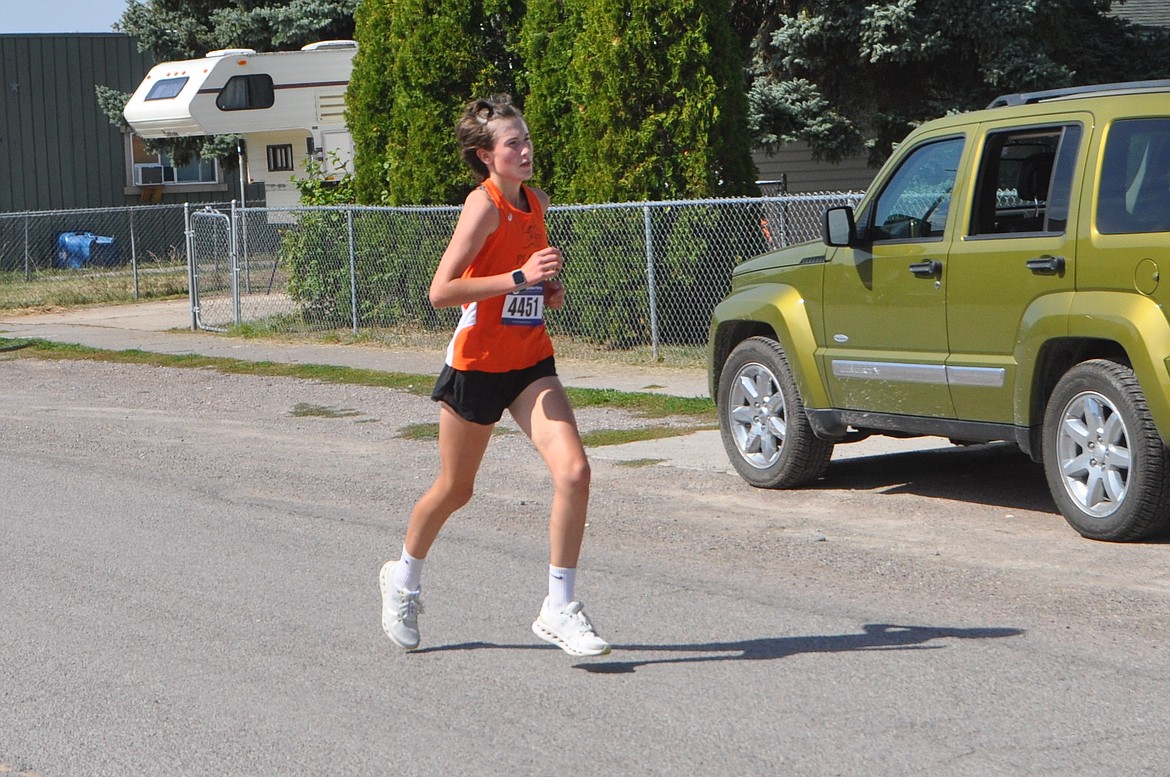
[
  {"left": 717, "top": 336, "right": 834, "bottom": 488},
  {"left": 1042, "top": 359, "right": 1170, "bottom": 541}
]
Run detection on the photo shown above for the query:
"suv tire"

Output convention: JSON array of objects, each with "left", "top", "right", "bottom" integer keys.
[
  {"left": 717, "top": 337, "right": 833, "bottom": 488},
  {"left": 1042, "top": 359, "right": 1170, "bottom": 541}
]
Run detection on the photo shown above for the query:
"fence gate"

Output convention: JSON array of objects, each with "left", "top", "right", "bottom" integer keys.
[{"left": 188, "top": 207, "right": 237, "bottom": 331}]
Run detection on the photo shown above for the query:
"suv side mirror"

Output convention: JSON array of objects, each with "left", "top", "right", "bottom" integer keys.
[{"left": 823, "top": 206, "right": 856, "bottom": 247}]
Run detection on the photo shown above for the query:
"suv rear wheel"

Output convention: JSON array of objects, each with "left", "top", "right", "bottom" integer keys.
[
  {"left": 1042, "top": 359, "right": 1170, "bottom": 541},
  {"left": 717, "top": 337, "right": 834, "bottom": 488}
]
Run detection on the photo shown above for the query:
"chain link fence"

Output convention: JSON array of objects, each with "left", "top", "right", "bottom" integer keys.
[
  {"left": 188, "top": 193, "right": 863, "bottom": 362},
  {"left": 0, "top": 204, "right": 201, "bottom": 310},
  {"left": 2, "top": 192, "right": 864, "bottom": 364}
]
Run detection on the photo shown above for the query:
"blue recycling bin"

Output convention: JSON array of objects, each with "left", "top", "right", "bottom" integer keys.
[{"left": 55, "top": 232, "right": 119, "bottom": 269}]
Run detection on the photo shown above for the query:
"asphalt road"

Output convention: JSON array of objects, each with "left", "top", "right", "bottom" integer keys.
[{"left": 4, "top": 356, "right": 1170, "bottom": 776}]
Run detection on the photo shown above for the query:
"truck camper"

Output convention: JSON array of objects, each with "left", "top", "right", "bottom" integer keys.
[{"left": 123, "top": 40, "right": 357, "bottom": 211}]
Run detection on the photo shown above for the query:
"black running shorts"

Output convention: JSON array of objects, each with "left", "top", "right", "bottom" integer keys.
[{"left": 430, "top": 355, "right": 558, "bottom": 425}]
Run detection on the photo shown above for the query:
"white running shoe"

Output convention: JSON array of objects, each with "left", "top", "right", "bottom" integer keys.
[
  {"left": 379, "top": 561, "right": 422, "bottom": 650},
  {"left": 532, "top": 597, "right": 611, "bottom": 656}
]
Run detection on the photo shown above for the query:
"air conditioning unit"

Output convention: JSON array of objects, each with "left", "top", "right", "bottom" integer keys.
[{"left": 133, "top": 164, "right": 169, "bottom": 186}]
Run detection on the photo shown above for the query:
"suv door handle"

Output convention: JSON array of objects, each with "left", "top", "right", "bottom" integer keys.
[
  {"left": 909, "top": 259, "right": 942, "bottom": 277},
  {"left": 1026, "top": 255, "right": 1066, "bottom": 274}
]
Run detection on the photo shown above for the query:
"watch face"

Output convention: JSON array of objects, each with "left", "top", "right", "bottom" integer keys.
[{"left": 513, "top": 270, "right": 526, "bottom": 285}]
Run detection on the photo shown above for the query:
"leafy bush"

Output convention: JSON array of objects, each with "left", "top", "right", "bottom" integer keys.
[
  {"left": 281, "top": 157, "right": 358, "bottom": 326},
  {"left": 281, "top": 156, "right": 460, "bottom": 329}
]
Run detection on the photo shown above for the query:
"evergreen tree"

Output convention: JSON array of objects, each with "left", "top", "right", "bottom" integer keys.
[
  {"left": 517, "top": 0, "right": 583, "bottom": 198},
  {"left": 561, "top": 0, "right": 757, "bottom": 203},
  {"left": 529, "top": 0, "right": 760, "bottom": 351},
  {"left": 347, "top": 0, "right": 398, "bottom": 204},
  {"left": 350, "top": 0, "right": 522, "bottom": 205},
  {"left": 117, "top": 0, "right": 359, "bottom": 61},
  {"left": 748, "top": 0, "right": 1170, "bottom": 166},
  {"left": 378, "top": 0, "right": 487, "bottom": 206}
]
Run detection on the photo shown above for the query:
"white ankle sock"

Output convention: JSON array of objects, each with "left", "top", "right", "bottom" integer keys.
[
  {"left": 393, "top": 546, "right": 424, "bottom": 592},
  {"left": 548, "top": 565, "right": 576, "bottom": 609}
]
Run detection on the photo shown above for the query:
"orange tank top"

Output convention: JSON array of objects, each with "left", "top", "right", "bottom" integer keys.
[{"left": 443, "top": 179, "right": 555, "bottom": 373}]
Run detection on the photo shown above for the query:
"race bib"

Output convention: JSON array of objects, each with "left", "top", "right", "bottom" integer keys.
[{"left": 502, "top": 285, "right": 545, "bottom": 326}]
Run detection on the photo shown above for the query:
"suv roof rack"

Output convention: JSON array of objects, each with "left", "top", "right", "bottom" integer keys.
[{"left": 987, "top": 79, "right": 1170, "bottom": 108}]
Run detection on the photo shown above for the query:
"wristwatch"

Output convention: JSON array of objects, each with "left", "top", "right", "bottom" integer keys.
[{"left": 511, "top": 269, "right": 527, "bottom": 290}]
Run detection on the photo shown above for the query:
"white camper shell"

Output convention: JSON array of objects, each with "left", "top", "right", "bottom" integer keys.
[{"left": 123, "top": 41, "right": 357, "bottom": 210}]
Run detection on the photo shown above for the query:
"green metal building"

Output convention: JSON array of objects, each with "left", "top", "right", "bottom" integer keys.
[{"left": 0, "top": 33, "right": 238, "bottom": 213}]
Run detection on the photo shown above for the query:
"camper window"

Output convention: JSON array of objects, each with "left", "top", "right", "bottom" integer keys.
[
  {"left": 217, "top": 74, "right": 275, "bottom": 111},
  {"left": 145, "top": 77, "right": 189, "bottom": 101}
]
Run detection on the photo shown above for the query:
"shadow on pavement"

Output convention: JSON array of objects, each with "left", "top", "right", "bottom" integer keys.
[
  {"left": 818, "top": 442, "right": 1055, "bottom": 514},
  {"left": 410, "top": 622, "right": 1024, "bottom": 674}
]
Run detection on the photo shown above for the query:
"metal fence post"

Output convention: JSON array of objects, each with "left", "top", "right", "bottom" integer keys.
[
  {"left": 185, "top": 202, "right": 198, "bottom": 331},
  {"left": 129, "top": 208, "right": 140, "bottom": 299},
  {"left": 230, "top": 200, "right": 242, "bottom": 326},
  {"left": 241, "top": 206, "right": 252, "bottom": 295},
  {"left": 643, "top": 205, "right": 660, "bottom": 360},
  {"left": 348, "top": 209, "right": 359, "bottom": 334},
  {"left": 23, "top": 215, "right": 31, "bottom": 281}
]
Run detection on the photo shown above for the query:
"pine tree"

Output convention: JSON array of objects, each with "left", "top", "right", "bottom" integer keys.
[
  {"left": 118, "top": 0, "right": 359, "bottom": 61},
  {"left": 748, "top": 0, "right": 1170, "bottom": 166}
]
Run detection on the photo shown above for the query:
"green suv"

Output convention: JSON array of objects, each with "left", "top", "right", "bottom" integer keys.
[{"left": 708, "top": 80, "right": 1170, "bottom": 542}]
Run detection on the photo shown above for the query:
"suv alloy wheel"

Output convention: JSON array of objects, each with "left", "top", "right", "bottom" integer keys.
[
  {"left": 717, "top": 337, "right": 833, "bottom": 488},
  {"left": 1042, "top": 359, "right": 1170, "bottom": 541}
]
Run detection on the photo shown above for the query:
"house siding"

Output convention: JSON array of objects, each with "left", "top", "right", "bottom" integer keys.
[
  {"left": 1, "top": 34, "right": 149, "bottom": 211},
  {"left": 753, "top": 142, "right": 875, "bottom": 194},
  {"left": 1111, "top": 0, "right": 1170, "bottom": 29}
]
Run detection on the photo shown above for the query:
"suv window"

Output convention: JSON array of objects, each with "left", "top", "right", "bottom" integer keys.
[
  {"left": 868, "top": 137, "right": 964, "bottom": 241},
  {"left": 969, "top": 125, "right": 1081, "bottom": 236},
  {"left": 1097, "top": 118, "right": 1170, "bottom": 234}
]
